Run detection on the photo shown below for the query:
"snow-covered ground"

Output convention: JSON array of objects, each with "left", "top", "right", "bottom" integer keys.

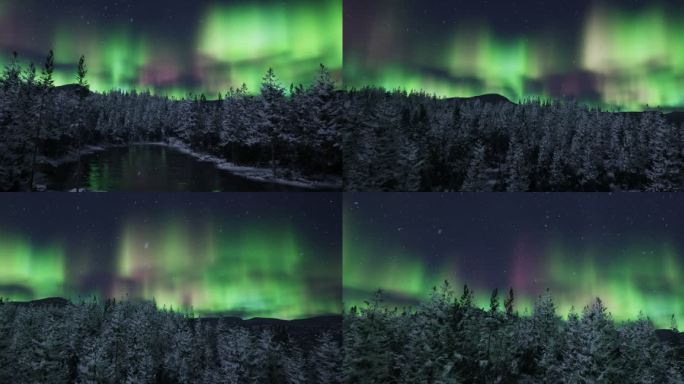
[{"left": 141, "top": 140, "right": 342, "bottom": 190}]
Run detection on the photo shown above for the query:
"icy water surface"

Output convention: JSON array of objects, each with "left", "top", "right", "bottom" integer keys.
[{"left": 41, "top": 145, "right": 309, "bottom": 191}]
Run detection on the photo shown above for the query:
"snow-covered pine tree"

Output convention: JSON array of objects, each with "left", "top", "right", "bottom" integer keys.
[
  {"left": 505, "top": 134, "right": 529, "bottom": 191},
  {"left": 310, "top": 64, "right": 342, "bottom": 172},
  {"left": 461, "top": 142, "right": 490, "bottom": 191},
  {"left": 175, "top": 99, "right": 196, "bottom": 144},
  {"left": 283, "top": 344, "right": 307, "bottom": 384},
  {"left": 373, "top": 101, "right": 402, "bottom": 190},
  {"left": 549, "top": 149, "right": 566, "bottom": 189},
  {"left": 342, "top": 100, "right": 377, "bottom": 191},
  {"left": 619, "top": 313, "right": 670, "bottom": 383},
  {"left": 396, "top": 134, "right": 423, "bottom": 191},
  {"left": 162, "top": 316, "right": 198, "bottom": 384},
  {"left": 311, "top": 331, "right": 341, "bottom": 384},
  {"left": 30, "top": 310, "right": 71, "bottom": 384},
  {"left": 122, "top": 305, "right": 155, "bottom": 384},
  {"left": 504, "top": 288, "right": 515, "bottom": 318},
  {"left": 259, "top": 68, "right": 287, "bottom": 178},
  {"left": 77, "top": 336, "right": 108, "bottom": 384},
  {"left": 10, "top": 307, "right": 45, "bottom": 383},
  {"left": 646, "top": 113, "right": 681, "bottom": 191},
  {"left": 100, "top": 302, "right": 128, "bottom": 382},
  {"left": 342, "top": 293, "right": 394, "bottom": 384},
  {"left": 217, "top": 326, "right": 252, "bottom": 384},
  {"left": 0, "top": 304, "right": 17, "bottom": 383},
  {"left": 561, "top": 298, "right": 622, "bottom": 383}
]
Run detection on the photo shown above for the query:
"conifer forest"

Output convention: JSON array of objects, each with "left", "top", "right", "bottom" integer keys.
[
  {"left": 2, "top": 0, "right": 684, "bottom": 383},
  {"left": 3, "top": 53, "right": 683, "bottom": 191},
  {"left": 343, "top": 284, "right": 684, "bottom": 384},
  {"left": 0, "top": 54, "right": 342, "bottom": 191},
  {"left": 342, "top": 90, "right": 684, "bottom": 192},
  {"left": 2, "top": 287, "right": 683, "bottom": 384},
  {"left": 0, "top": 299, "right": 342, "bottom": 384}
]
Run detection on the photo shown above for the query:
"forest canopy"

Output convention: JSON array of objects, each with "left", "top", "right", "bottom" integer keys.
[{"left": 342, "top": 283, "right": 684, "bottom": 384}]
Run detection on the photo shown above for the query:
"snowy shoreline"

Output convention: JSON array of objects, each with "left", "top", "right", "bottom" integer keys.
[
  {"left": 141, "top": 140, "right": 342, "bottom": 190},
  {"left": 38, "top": 141, "right": 342, "bottom": 190}
]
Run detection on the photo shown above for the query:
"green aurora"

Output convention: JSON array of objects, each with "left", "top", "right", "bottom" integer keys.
[
  {"left": 0, "top": 232, "right": 66, "bottom": 301},
  {"left": 0, "top": 0, "right": 342, "bottom": 97},
  {"left": 343, "top": 210, "right": 684, "bottom": 329},
  {"left": 344, "top": 1, "right": 684, "bottom": 111},
  {"left": 0, "top": 216, "right": 340, "bottom": 319}
]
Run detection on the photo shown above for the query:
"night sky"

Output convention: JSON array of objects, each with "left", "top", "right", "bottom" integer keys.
[
  {"left": 0, "top": 0, "right": 342, "bottom": 97},
  {"left": 344, "top": 0, "right": 684, "bottom": 110},
  {"left": 344, "top": 193, "right": 684, "bottom": 327},
  {"left": 0, "top": 193, "right": 341, "bottom": 319}
]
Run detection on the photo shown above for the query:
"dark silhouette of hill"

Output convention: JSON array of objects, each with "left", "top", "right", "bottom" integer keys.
[
  {"left": 3, "top": 297, "right": 70, "bottom": 307},
  {"left": 5, "top": 297, "right": 681, "bottom": 344},
  {"left": 445, "top": 93, "right": 513, "bottom": 105},
  {"left": 216, "top": 314, "right": 342, "bottom": 329},
  {"left": 1, "top": 297, "right": 341, "bottom": 343},
  {"left": 439, "top": 93, "right": 683, "bottom": 124},
  {"left": 49, "top": 85, "right": 684, "bottom": 126},
  {"left": 54, "top": 83, "right": 91, "bottom": 97},
  {"left": 195, "top": 314, "right": 342, "bottom": 345}
]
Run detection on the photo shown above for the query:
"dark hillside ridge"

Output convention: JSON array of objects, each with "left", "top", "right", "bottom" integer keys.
[
  {"left": 50, "top": 85, "right": 684, "bottom": 125},
  {"left": 446, "top": 93, "right": 513, "bottom": 105},
  {"left": 3, "top": 297, "right": 678, "bottom": 342},
  {"left": 2, "top": 297, "right": 70, "bottom": 307}
]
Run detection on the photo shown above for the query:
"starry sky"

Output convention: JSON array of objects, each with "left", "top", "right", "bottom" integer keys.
[
  {"left": 0, "top": 193, "right": 341, "bottom": 319},
  {"left": 0, "top": 0, "right": 342, "bottom": 97},
  {"left": 344, "top": 193, "right": 684, "bottom": 327},
  {"left": 344, "top": 0, "right": 684, "bottom": 111}
]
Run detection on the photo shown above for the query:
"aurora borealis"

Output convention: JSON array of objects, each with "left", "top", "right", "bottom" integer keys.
[
  {"left": 0, "top": 0, "right": 342, "bottom": 96},
  {"left": 344, "top": 193, "right": 684, "bottom": 328},
  {"left": 344, "top": 0, "right": 684, "bottom": 111},
  {"left": 1, "top": 191, "right": 683, "bottom": 326},
  {"left": 5, "top": 0, "right": 682, "bottom": 108},
  {"left": 0, "top": 194, "right": 341, "bottom": 319}
]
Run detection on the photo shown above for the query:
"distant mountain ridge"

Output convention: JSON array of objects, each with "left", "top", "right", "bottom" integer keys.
[
  {"left": 4, "top": 297, "right": 680, "bottom": 343},
  {"left": 394, "top": 89, "right": 684, "bottom": 131},
  {"left": 440, "top": 92, "right": 684, "bottom": 126},
  {"left": 445, "top": 93, "right": 514, "bottom": 105},
  {"left": 1, "top": 297, "right": 341, "bottom": 331},
  {"left": 196, "top": 314, "right": 343, "bottom": 344},
  {"left": 3, "top": 297, "right": 70, "bottom": 307},
  {"left": 51, "top": 83, "right": 684, "bottom": 126},
  {"left": 54, "top": 84, "right": 91, "bottom": 97}
]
